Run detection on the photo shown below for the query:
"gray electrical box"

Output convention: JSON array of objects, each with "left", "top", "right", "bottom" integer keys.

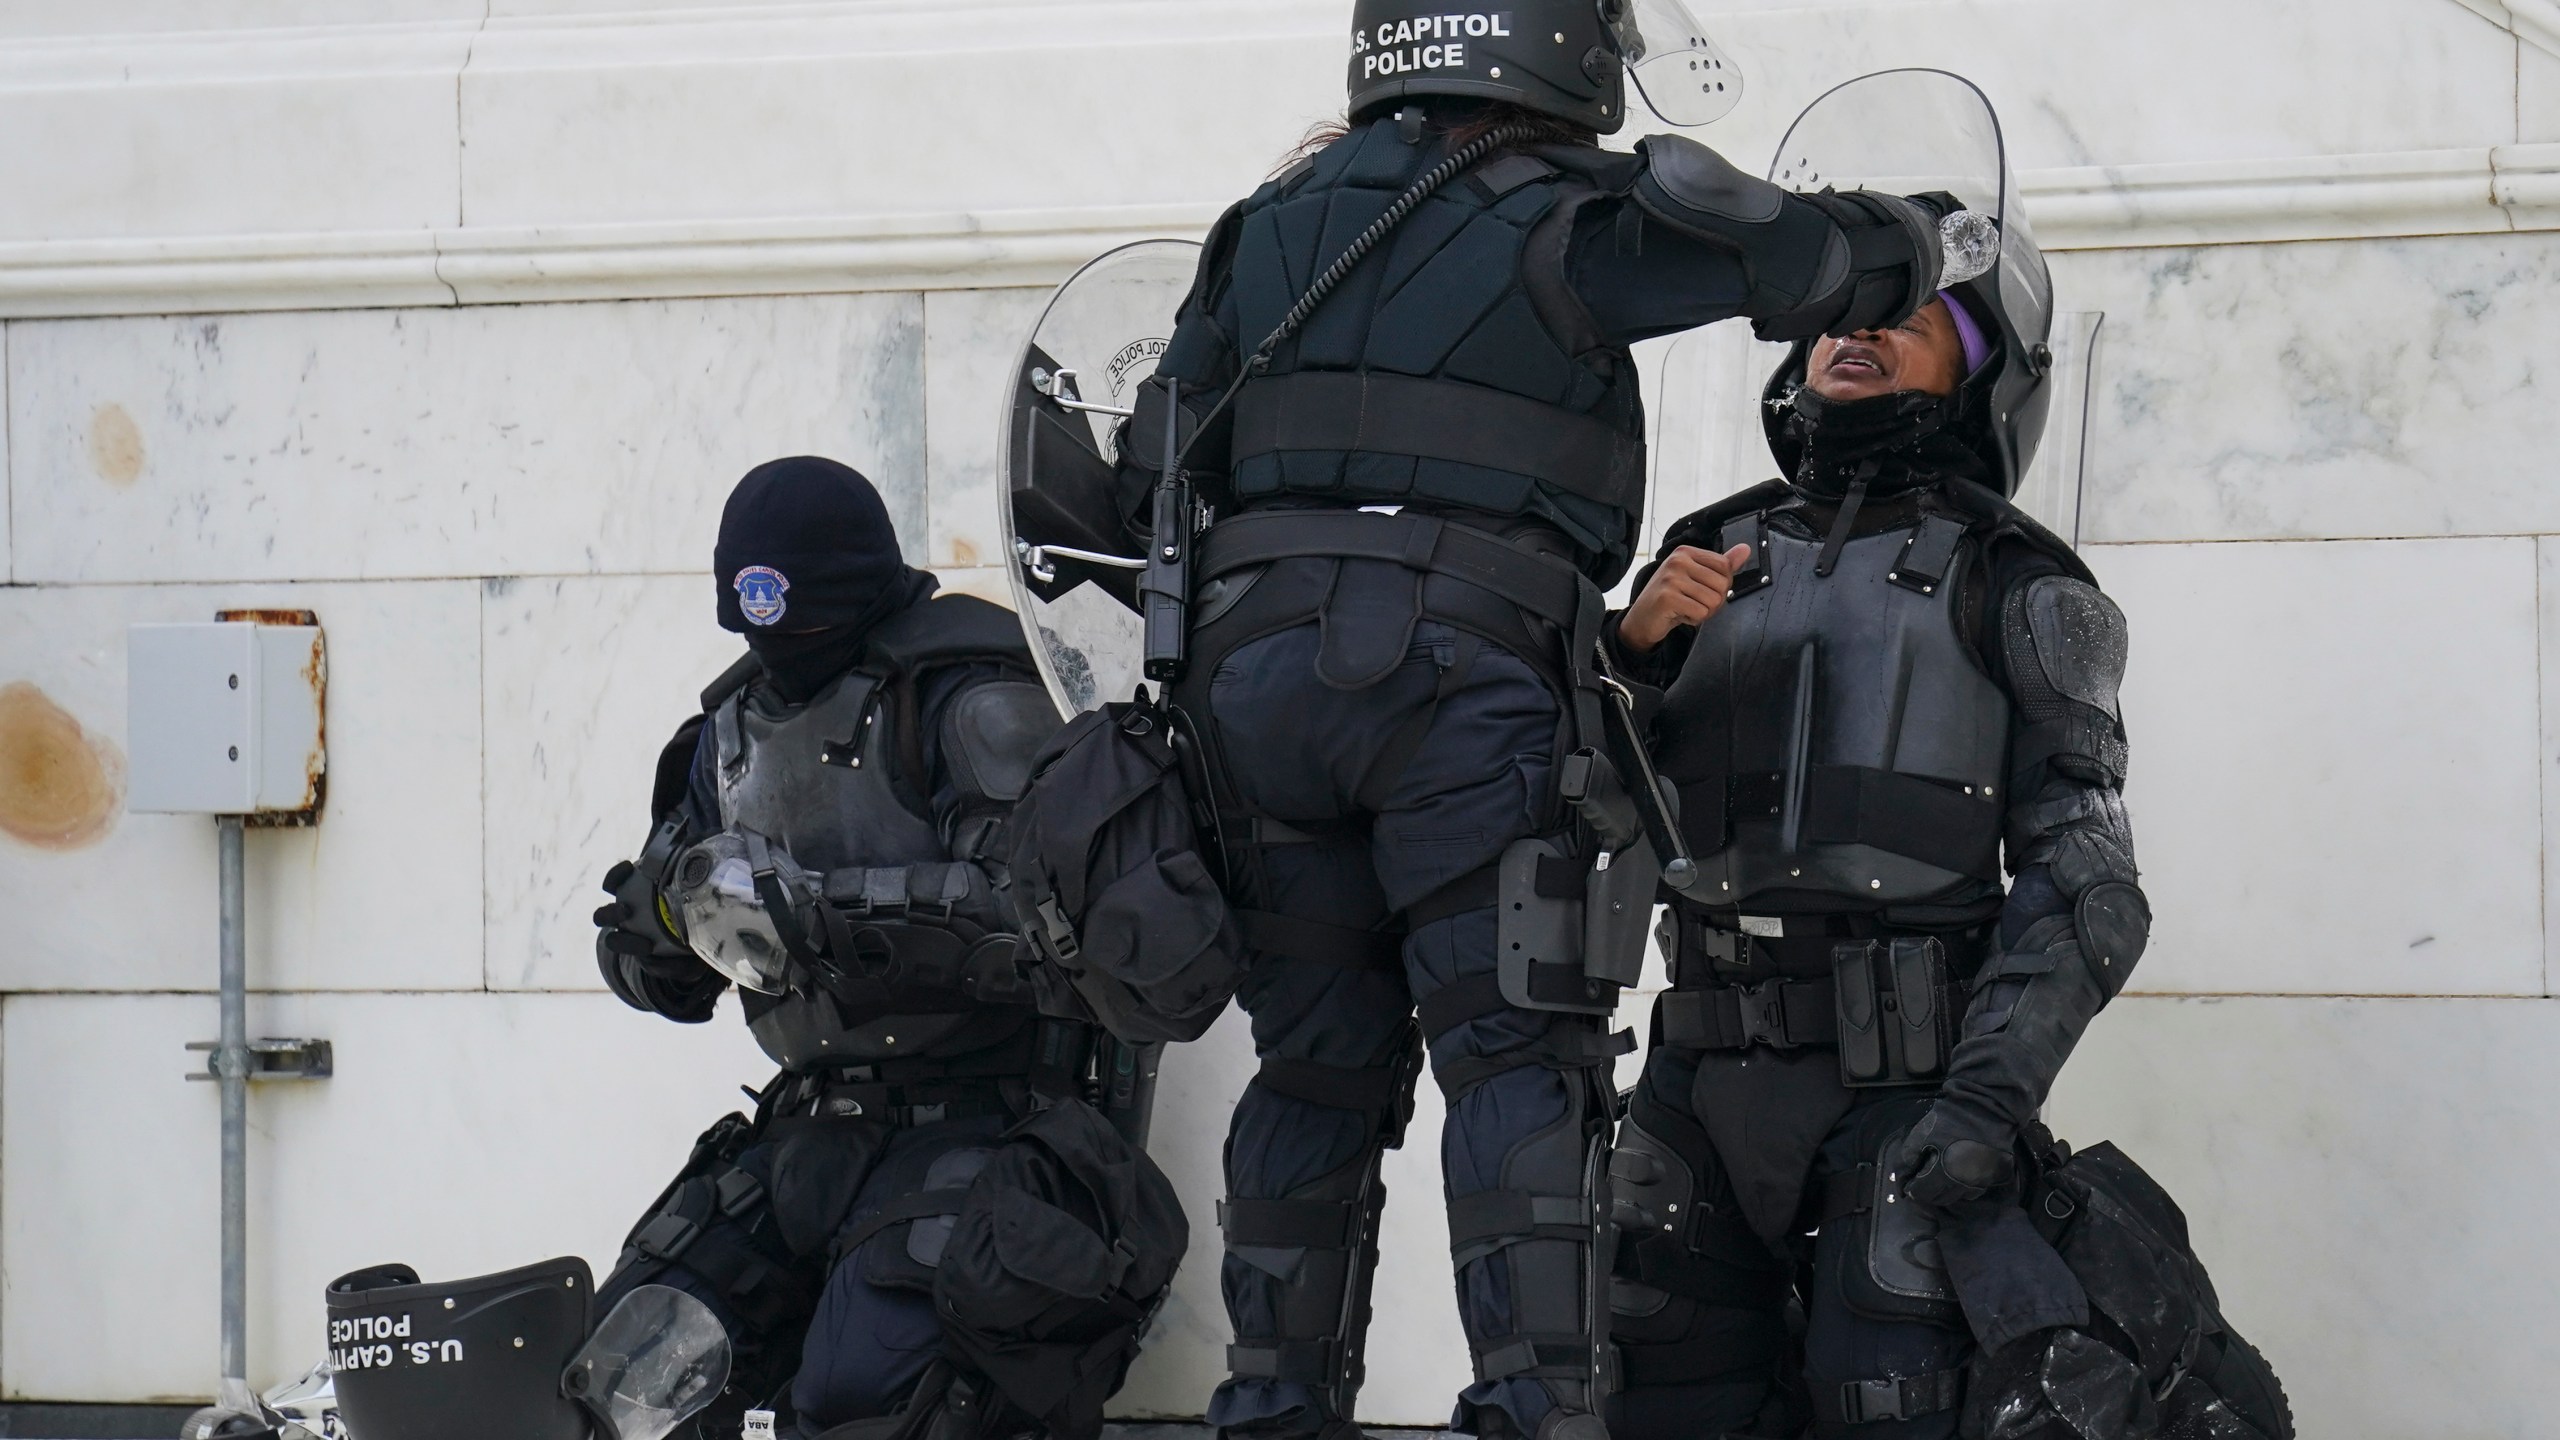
[{"left": 127, "top": 614, "right": 327, "bottom": 818}]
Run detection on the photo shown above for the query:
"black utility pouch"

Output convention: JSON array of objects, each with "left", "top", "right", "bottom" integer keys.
[{"left": 1831, "top": 937, "right": 1951, "bottom": 1087}]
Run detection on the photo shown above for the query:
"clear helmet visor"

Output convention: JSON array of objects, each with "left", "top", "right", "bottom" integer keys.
[
  {"left": 999, "top": 238, "right": 1199, "bottom": 715},
  {"left": 1767, "top": 68, "right": 2050, "bottom": 350},
  {"left": 562, "top": 1286, "right": 732, "bottom": 1440},
  {"left": 1608, "top": 0, "right": 1742, "bottom": 126}
]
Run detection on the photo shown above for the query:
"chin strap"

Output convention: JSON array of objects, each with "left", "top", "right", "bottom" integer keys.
[{"left": 1810, "top": 462, "right": 1876, "bottom": 578}]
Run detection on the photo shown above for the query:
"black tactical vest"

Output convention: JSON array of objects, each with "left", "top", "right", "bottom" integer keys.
[
  {"left": 1219, "top": 117, "right": 1646, "bottom": 580},
  {"left": 711, "top": 596, "right": 1047, "bottom": 1070},
  {"left": 1655, "top": 501, "right": 2012, "bottom": 912}
]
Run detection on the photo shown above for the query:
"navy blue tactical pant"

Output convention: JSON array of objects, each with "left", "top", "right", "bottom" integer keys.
[
  {"left": 792, "top": 1116, "right": 1006, "bottom": 1427},
  {"left": 1201, "top": 619, "right": 1614, "bottom": 1440},
  {"left": 1611, "top": 1037, "right": 1969, "bottom": 1440},
  {"left": 599, "top": 1111, "right": 1003, "bottom": 1436}
]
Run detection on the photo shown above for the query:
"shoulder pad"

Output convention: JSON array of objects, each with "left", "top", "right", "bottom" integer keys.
[
  {"left": 1634, "top": 133, "right": 1785, "bottom": 226},
  {"left": 863, "top": 593, "right": 1035, "bottom": 676},
  {"left": 2017, "top": 575, "right": 2128, "bottom": 721},
  {"left": 942, "top": 678, "right": 1065, "bottom": 807},
  {"left": 1655, "top": 479, "right": 1792, "bottom": 558},
  {"left": 1933, "top": 479, "right": 2097, "bottom": 586},
  {"left": 698, "top": 650, "right": 759, "bottom": 712}
]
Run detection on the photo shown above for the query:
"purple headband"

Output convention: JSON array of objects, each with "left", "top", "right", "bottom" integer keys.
[{"left": 1941, "top": 290, "right": 1993, "bottom": 376}]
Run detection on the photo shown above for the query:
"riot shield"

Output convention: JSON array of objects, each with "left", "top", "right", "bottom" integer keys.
[
  {"left": 1769, "top": 69, "right": 2055, "bottom": 485},
  {"left": 1000, "top": 239, "right": 1201, "bottom": 715},
  {"left": 560, "top": 1285, "right": 731, "bottom": 1440}
]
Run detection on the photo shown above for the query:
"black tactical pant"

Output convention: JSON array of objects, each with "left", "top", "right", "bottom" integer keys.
[
  {"left": 597, "top": 1096, "right": 1011, "bottom": 1438},
  {"left": 1611, "top": 1033, "right": 1970, "bottom": 1440},
  {"left": 1202, "top": 619, "right": 1616, "bottom": 1440}
]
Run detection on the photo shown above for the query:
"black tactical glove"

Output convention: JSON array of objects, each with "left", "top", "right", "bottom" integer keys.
[
  {"left": 1755, "top": 189, "right": 1949, "bottom": 343},
  {"left": 593, "top": 857, "right": 725, "bottom": 1022},
  {"left": 1894, "top": 1102, "right": 2020, "bottom": 1211}
]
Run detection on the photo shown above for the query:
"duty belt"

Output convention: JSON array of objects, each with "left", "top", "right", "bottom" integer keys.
[
  {"left": 779, "top": 1070, "right": 1018, "bottom": 1127},
  {"left": 1658, "top": 980, "right": 1836, "bottom": 1051}
]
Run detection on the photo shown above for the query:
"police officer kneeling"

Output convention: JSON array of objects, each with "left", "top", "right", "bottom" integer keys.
[
  {"left": 336, "top": 457, "right": 1184, "bottom": 1440},
  {"left": 1603, "top": 268, "right": 2293, "bottom": 1434}
]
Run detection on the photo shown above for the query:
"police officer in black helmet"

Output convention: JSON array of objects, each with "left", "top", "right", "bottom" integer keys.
[
  {"left": 1602, "top": 71, "right": 2291, "bottom": 1440},
  {"left": 1094, "top": 8, "right": 1980, "bottom": 1440},
  {"left": 585, "top": 456, "right": 1157, "bottom": 1439}
]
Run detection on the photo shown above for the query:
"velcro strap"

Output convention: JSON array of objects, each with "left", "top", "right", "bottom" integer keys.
[
  {"left": 836, "top": 1188, "right": 972, "bottom": 1257},
  {"left": 1447, "top": 1189, "right": 1588, "bottom": 1249},
  {"left": 1888, "top": 514, "right": 1968, "bottom": 594},
  {"left": 1828, "top": 1368, "right": 1966, "bottom": 1425},
  {"left": 1225, "top": 1340, "right": 1337, "bottom": 1383},
  {"left": 1403, "top": 864, "right": 1500, "bottom": 930},
  {"left": 2012, "top": 714, "right": 2129, "bottom": 785},
  {"left": 1256, "top": 1056, "right": 1410, "bottom": 1115},
  {"left": 1820, "top": 1164, "right": 1875, "bottom": 1224},
  {"left": 1433, "top": 1027, "right": 1633, "bottom": 1102},
  {"left": 1473, "top": 1336, "right": 1596, "bottom": 1382},
  {"left": 1658, "top": 982, "right": 1836, "bottom": 1052},
  {"left": 1238, "top": 909, "right": 1404, "bottom": 969},
  {"left": 1218, "top": 1196, "right": 1357, "bottom": 1249},
  {"left": 1416, "top": 974, "right": 1512, "bottom": 1041},
  {"left": 1803, "top": 764, "right": 2002, "bottom": 882},
  {"left": 1199, "top": 508, "right": 1586, "bottom": 633},
  {"left": 1232, "top": 371, "right": 1644, "bottom": 513}
]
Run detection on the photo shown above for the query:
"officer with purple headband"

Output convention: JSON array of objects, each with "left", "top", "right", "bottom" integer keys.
[{"left": 1604, "top": 126, "right": 2287, "bottom": 1431}]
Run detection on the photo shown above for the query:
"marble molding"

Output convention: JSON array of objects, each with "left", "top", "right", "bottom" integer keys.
[
  {"left": 2091, "top": 537, "right": 2545, "bottom": 997},
  {"left": 2044, "top": 995, "right": 2560, "bottom": 1440},
  {"left": 7, "top": 293, "right": 928, "bottom": 585},
  {"left": 0, "top": 580, "right": 485, "bottom": 994},
  {"left": 0, "top": 1, "right": 2551, "bottom": 316}
]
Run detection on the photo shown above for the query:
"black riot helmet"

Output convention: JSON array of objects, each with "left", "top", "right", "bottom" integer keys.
[
  {"left": 1345, "top": 0, "right": 1740, "bottom": 134},
  {"left": 1758, "top": 70, "right": 2053, "bottom": 496}
]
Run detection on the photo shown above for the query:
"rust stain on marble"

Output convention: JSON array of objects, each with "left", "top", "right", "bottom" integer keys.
[
  {"left": 0, "top": 681, "right": 125, "bottom": 849},
  {"left": 949, "top": 536, "right": 982, "bottom": 567},
  {"left": 88, "top": 403, "right": 145, "bottom": 485}
]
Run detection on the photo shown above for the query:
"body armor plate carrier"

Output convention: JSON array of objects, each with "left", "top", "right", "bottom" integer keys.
[{"left": 1655, "top": 508, "right": 2011, "bottom": 911}]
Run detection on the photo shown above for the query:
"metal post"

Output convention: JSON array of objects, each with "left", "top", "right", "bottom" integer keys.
[{"left": 214, "top": 814, "right": 255, "bottom": 1418}]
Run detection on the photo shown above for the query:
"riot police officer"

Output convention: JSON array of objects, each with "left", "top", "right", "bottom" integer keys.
[
  {"left": 1082, "top": 8, "right": 1975, "bottom": 1440},
  {"left": 587, "top": 456, "right": 1169, "bottom": 1439},
  {"left": 1601, "top": 73, "right": 2288, "bottom": 1440}
]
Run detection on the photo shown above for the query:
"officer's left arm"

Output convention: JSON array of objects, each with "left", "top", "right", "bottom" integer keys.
[
  {"left": 1571, "top": 134, "right": 1952, "bottom": 348},
  {"left": 1901, "top": 567, "right": 2150, "bottom": 1209}
]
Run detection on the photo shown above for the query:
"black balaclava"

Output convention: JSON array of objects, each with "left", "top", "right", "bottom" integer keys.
[{"left": 713, "top": 456, "right": 937, "bottom": 703}]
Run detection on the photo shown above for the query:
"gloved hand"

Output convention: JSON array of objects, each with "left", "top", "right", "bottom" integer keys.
[
  {"left": 593, "top": 857, "right": 726, "bottom": 1020},
  {"left": 1894, "top": 1101, "right": 2020, "bottom": 1212},
  {"left": 593, "top": 858, "right": 687, "bottom": 960}
]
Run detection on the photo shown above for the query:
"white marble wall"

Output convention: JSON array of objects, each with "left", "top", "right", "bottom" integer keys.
[{"left": 4, "top": 0, "right": 2560, "bottom": 1433}]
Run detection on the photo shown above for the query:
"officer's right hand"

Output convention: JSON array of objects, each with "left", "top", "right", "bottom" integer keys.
[{"left": 1619, "top": 543, "right": 1753, "bottom": 654}]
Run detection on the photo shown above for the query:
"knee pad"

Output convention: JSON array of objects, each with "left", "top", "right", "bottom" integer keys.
[
  {"left": 1449, "top": 1064, "right": 1621, "bottom": 1424},
  {"left": 1813, "top": 1103, "right": 1964, "bottom": 1332}
]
